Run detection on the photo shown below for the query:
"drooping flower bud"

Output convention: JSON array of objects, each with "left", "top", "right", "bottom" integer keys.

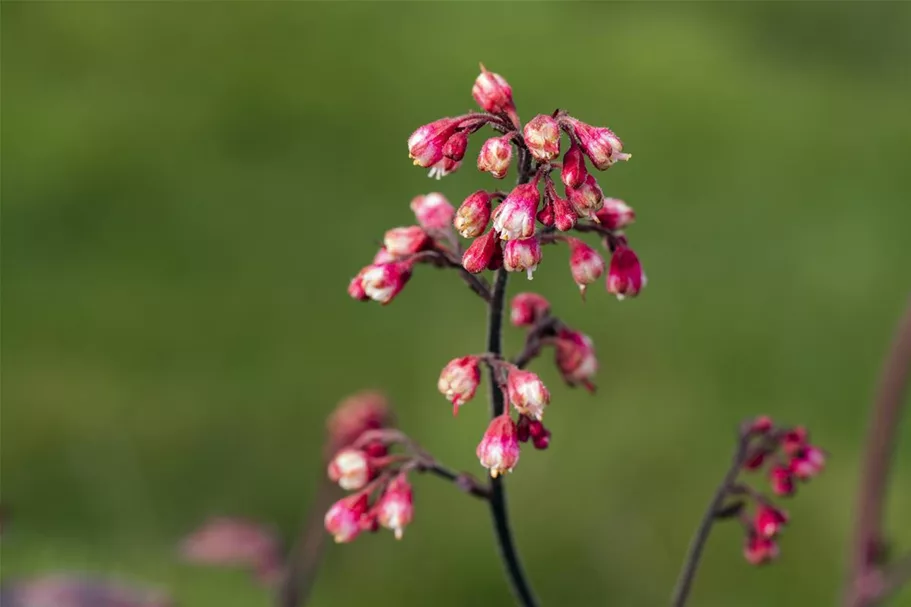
[
  {"left": 769, "top": 465, "right": 795, "bottom": 496},
  {"left": 564, "top": 117, "right": 630, "bottom": 170},
  {"left": 503, "top": 236, "right": 542, "bottom": 280},
  {"left": 443, "top": 131, "right": 469, "bottom": 162},
  {"left": 462, "top": 229, "right": 498, "bottom": 274},
  {"left": 781, "top": 427, "right": 808, "bottom": 455},
  {"left": 493, "top": 183, "right": 539, "bottom": 241},
  {"left": 790, "top": 445, "right": 825, "bottom": 480},
  {"left": 754, "top": 504, "right": 789, "bottom": 538},
  {"left": 376, "top": 473, "right": 414, "bottom": 540},
  {"left": 327, "top": 448, "right": 372, "bottom": 491},
  {"left": 530, "top": 421, "right": 551, "bottom": 450},
  {"left": 744, "top": 533, "right": 779, "bottom": 566},
  {"left": 408, "top": 117, "right": 460, "bottom": 168},
  {"left": 552, "top": 193, "right": 576, "bottom": 231},
  {"left": 325, "top": 391, "right": 391, "bottom": 457},
  {"left": 536, "top": 203, "right": 554, "bottom": 227},
  {"left": 606, "top": 246, "right": 646, "bottom": 300},
  {"left": 476, "top": 413, "right": 521, "bottom": 478},
  {"left": 554, "top": 328, "right": 598, "bottom": 391},
  {"left": 361, "top": 262, "right": 413, "bottom": 305},
  {"left": 324, "top": 493, "right": 369, "bottom": 543},
  {"left": 568, "top": 238, "right": 605, "bottom": 298},
  {"left": 410, "top": 193, "right": 455, "bottom": 232},
  {"left": 594, "top": 198, "right": 636, "bottom": 231},
  {"left": 438, "top": 355, "right": 481, "bottom": 415},
  {"left": 454, "top": 191, "right": 492, "bottom": 238},
  {"left": 510, "top": 292, "right": 551, "bottom": 327},
  {"left": 507, "top": 368, "right": 550, "bottom": 420},
  {"left": 516, "top": 415, "right": 532, "bottom": 443},
  {"left": 373, "top": 247, "right": 398, "bottom": 265},
  {"left": 524, "top": 114, "right": 561, "bottom": 162},
  {"left": 477, "top": 135, "right": 513, "bottom": 179},
  {"left": 561, "top": 142, "right": 588, "bottom": 189},
  {"left": 383, "top": 226, "right": 429, "bottom": 259},
  {"left": 568, "top": 174, "right": 604, "bottom": 220},
  {"left": 348, "top": 267, "right": 371, "bottom": 302},
  {"left": 472, "top": 64, "right": 515, "bottom": 116},
  {"left": 743, "top": 448, "right": 770, "bottom": 471}
]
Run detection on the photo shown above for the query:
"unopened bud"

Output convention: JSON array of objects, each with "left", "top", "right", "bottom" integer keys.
[
  {"left": 476, "top": 414, "right": 521, "bottom": 478},
  {"left": 376, "top": 473, "right": 414, "bottom": 540},
  {"left": 410, "top": 193, "right": 455, "bottom": 232},
  {"left": 462, "top": 229, "right": 499, "bottom": 274},
  {"left": 324, "top": 493, "right": 369, "bottom": 543},
  {"left": 438, "top": 355, "right": 481, "bottom": 415},
  {"left": 408, "top": 117, "right": 460, "bottom": 168},
  {"left": 503, "top": 236, "right": 542, "bottom": 280},
  {"left": 455, "top": 191, "right": 493, "bottom": 238},
  {"left": 327, "top": 448, "right": 372, "bottom": 491},
  {"left": 506, "top": 368, "right": 550, "bottom": 420},
  {"left": 594, "top": 198, "right": 636, "bottom": 231},
  {"left": 383, "top": 226, "right": 429, "bottom": 259},
  {"left": 606, "top": 246, "right": 646, "bottom": 300},
  {"left": 477, "top": 136, "right": 513, "bottom": 179},
  {"left": 472, "top": 64, "right": 516, "bottom": 116},
  {"left": 510, "top": 292, "right": 551, "bottom": 327},
  {"left": 493, "top": 183, "right": 540, "bottom": 241},
  {"left": 361, "top": 262, "right": 413, "bottom": 304},
  {"left": 568, "top": 238, "right": 605, "bottom": 298},
  {"left": 524, "top": 114, "right": 561, "bottom": 162},
  {"left": 561, "top": 142, "right": 588, "bottom": 189}
]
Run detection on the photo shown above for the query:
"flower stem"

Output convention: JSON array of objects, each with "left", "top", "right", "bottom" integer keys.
[{"left": 483, "top": 145, "right": 539, "bottom": 607}]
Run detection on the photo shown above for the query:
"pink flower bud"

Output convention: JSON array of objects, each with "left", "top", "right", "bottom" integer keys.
[
  {"left": 428, "top": 156, "right": 461, "bottom": 180},
  {"left": 516, "top": 415, "right": 532, "bottom": 442},
  {"left": 472, "top": 65, "right": 515, "bottom": 115},
  {"left": 325, "top": 391, "right": 391, "bottom": 457},
  {"left": 462, "top": 229, "right": 498, "bottom": 273},
  {"left": 754, "top": 504, "right": 789, "bottom": 538},
  {"left": 327, "top": 448, "right": 372, "bottom": 491},
  {"left": 376, "top": 473, "right": 414, "bottom": 540},
  {"left": 503, "top": 236, "right": 542, "bottom": 280},
  {"left": 532, "top": 425, "right": 551, "bottom": 450},
  {"left": 769, "top": 465, "right": 795, "bottom": 496},
  {"left": 554, "top": 328, "right": 598, "bottom": 391},
  {"left": 476, "top": 414, "right": 521, "bottom": 478},
  {"left": 455, "top": 191, "right": 492, "bottom": 238},
  {"left": 410, "top": 193, "right": 455, "bottom": 232},
  {"left": 493, "top": 183, "right": 539, "bottom": 241},
  {"left": 568, "top": 238, "right": 605, "bottom": 298},
  {"left": 561, "top": 142, "right": 588, "bottom": 189},
  {"left": 790, "top": 445, "right": 825, "bottom": 479},
  {"left": 487, "top": 238, "right": 504, "bottom": 271},
  {"left": 565, "top": 118, "right": 631, "bottom": 170},
  {"left": 524, "top": 114, "right": 561, "bottom": 161},
  {"left": 552, "top": 193, "right": 577, "bottom": 231},
  {"left": 408, "top": 117, "right": 460, "bottom": 168},
  {"left": 477, "top": 135, "right": 513, "bottom": 179},
  {"left": 781, "top": 427, "right": 808, "bottom": 455},
  {"left": 743, "top": 448, "right": 769, "bottom": 471},
  {"left": 510, "top": 292, "right": 551, "bottom": 327},
  {"left": 443, "top": 131, "right": 469, "bottom": 161},
  {"left": 324, "top": 493, "right": 369, "bottom": 543},
  {"left": 373, "top": 247, "right": 398, "bottom": 265},
  {"left": 594, "top": 198, "right": 636, "bottom": 231},
  {"left": 749, "top": 416, "right": 774, "bottom": 435},
  {"left": 506, "top": 368, "right": 550, "bottom": 420},
  {"left": 361, "top": 262, "right": 412, "bottom": 304},
  {"left": 744, "top": 533, "right": 779, "bottom": 565},
  {"left": 383, "top": 226, "right": 429, "bottom": 259},
  {"left": 438, "top": 355, "right": 481, "bottom": 415},
  {"left": 348, "top": 267, "right": 370, "bottom": 302},
  {"left": 606, "top": 246, "right": 646, "bottom": 300},
  {"left": 536, "top": 203, "right": 555, "bottom": 227},
  {"left": 568, "top": 174, "right": 604, "bottom": 220}
]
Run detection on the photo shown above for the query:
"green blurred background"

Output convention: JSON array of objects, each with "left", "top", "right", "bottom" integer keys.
[{"left": 3, "top": 2, "right": 911, "bottom": 606}]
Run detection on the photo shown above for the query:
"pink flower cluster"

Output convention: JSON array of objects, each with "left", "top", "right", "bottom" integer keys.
[{"left": 728, "top": 416, "right": 827, "bottom": 565}]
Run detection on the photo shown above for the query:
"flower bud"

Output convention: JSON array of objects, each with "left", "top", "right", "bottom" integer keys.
[
  {"left": 552, "top": 194, "right": 576, "bottom": 231},
  {"left": 487, "top": 238, "right": 504, "bottom": 270},
  {"left": 781, "top": 427, "right": 808, "bottom": 455},
  {"left": 454, "top": 191, "right": 492, "bottom": 238},
  {"left": 531, "top": 425, "right": 551, "bottom": 450},
  {"left": 361, "top": 262, "right": 413, "bottom": 305},
  {"left": 536, "top": 203, "right": 555, "bottom": 227},
  {"left": 503, "top": 236, "right": 542, "bottom": 280},
  {"left": 428, "top": 156, "right": 461, "bottom": 180},
  {"left": 493, "top": 183, "right": 539, "bottom": 241},
  {"left": 408, "top": 117, "right": 460, "bottom": 168},
  {"left": 438, "top": 355, "right": 481, "bottom": 414},
  {"left": 524, "top": 114, "right": 561, "bottom": 161},
  {"left": 348, "top": 268, "right": 371, "bottom": 302},
  {"left": 516, "top": 415, "right": 532, "bottom": 443},
  {"left": 410, "top": 193, "right": 455, "bottom": 232},
  {"left": 565, "top": 118, "right": 630, "bottom": 170},
  {"left": 510, "top": 292, "right": 551, "bottom": 327},
  {"left": 506, "top": 368, "right": 550, "bottom": 420},
  {"left": 561, "top": 142, "right": 588, "bottom": 189},
  {"left": 383, "top": 226, "right": 429, "bottom": 259},
  {"left": 327, "top": 448, "right": 372, "bottom": 491},
  {"left": 594, "top": 198, "right": 636, "bottom": 231},
  {"left": 476, "top": 413, "right": 521, "bottom": 478},
  {"left": 606, "top": 246, "right": 646, "bottom": 300},
  {"left": 754, "top": 504, "right": 789, "bottom": 538},
  {"left": 769, "top": 465, "right": 795, "bottom": 496},
  {"left": 744, "top": 533, "right": 779, "bottom": 566},
  {"left": 568, "top": 174, "right": 604, "bottom": 220},
  {"left": 743, "top": 448, "right": 769, "bottom": 471},
  {"left": 472, "top": 64, "right": 515, "bottom": 115},
  {"left": 376, "top": 473, "right": 414, "bottom": 540},
  {"left": 790, "top": 445, "right": 825, "bottom": 480},
  {"left": 478, "top": 135, "right": 513, "bottom": 179},
  {"left": 373, "top": 247, "right": 398, "bottom": 265},
  {"left": 325, "top": 391, "right": 391, "bottom": 457},
  {"left": 462, "top": 229, "right": 498, "bottom": 274},
  {"left": 568, "top": 238, "right": 605, "bottom": 298},
  {"left": 443, "top": 131, "right": 468, "bottom": 161},
  {"left": 554, "top": 328, "right": 598, "bottom": 391},
  {"left": 324, "top": 493, "right": 369, "bottom": 543}
]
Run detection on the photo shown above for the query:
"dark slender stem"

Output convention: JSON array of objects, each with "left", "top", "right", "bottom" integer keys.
[
  {"left": 420, "top": 463, "right": 491, "bottom": 500},
  {"left": 670, "top": 428, "right": 751, "bottom": 607},
  {"left": 845, "top": 296, "right": 911, "bottom": 607}
]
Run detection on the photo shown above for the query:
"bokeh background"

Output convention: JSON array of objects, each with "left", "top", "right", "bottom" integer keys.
[{"left": 3, "top": 2, "right": 911, "bottom": 606}]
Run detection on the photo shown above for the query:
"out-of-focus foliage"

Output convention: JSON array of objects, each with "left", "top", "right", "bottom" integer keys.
[{"left": 2, "top": 3, "right": 911, "bottom": 606}]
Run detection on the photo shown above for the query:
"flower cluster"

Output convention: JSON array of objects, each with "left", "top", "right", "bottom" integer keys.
[
  {"left": 349, "top": 64, "right": 646, "bottom": 305},
  {"left": 718, "top": 416, "right": 826, "bottom": 565}
]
